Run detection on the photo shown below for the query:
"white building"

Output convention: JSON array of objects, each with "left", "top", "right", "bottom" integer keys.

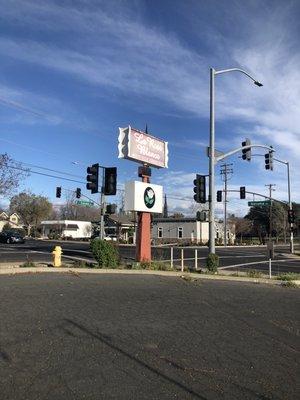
[
  {"left": 152, "top": 217, "right": 235, "bottom": 244},
  {"left": 40, "top": 220, "right": 92, "bottom": 239},
  {"left": 0, "top": 212, "right": 23, "bottom": 232}
]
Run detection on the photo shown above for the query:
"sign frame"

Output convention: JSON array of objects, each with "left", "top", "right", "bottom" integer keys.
[
  {"left": 118, "top": 126, "right": 168, "bottom": 168},
  {"left": 124, "top": 181, "right": 163, "bottom": 213}
]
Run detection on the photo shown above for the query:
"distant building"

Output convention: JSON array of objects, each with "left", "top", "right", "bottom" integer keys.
[
  {"left": 152, "top": 217, "right": 235, "bottom": 244},
  {"left": 105, "top": 214, "right": 136, "bottom": 242},
  {"left": 0, "top": 212, "right": 23, "bottom": 232}
]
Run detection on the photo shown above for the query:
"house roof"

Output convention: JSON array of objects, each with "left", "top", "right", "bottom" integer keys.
[
  {"left": 0, "top": 212, "right": 20, "bottom": 220},
  {"left": 106, "top": 214, "right": 135, "bottom": 226}
]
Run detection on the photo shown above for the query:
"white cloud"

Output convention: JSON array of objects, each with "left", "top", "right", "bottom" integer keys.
[{"left": 0, "top": 0, "right": 299, "bottom": 206}]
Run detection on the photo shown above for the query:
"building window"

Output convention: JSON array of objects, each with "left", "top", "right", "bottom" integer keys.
[
  {"left": 178, "top": 227, "right": 183, "bottom": 239},
  {"left": 158, "top": 227, "right": 163, "bottom": 238}
]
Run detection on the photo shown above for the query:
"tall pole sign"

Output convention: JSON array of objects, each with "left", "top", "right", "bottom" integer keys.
[{"left": 118, "top": 126, "right": 168, "bottom": 262}]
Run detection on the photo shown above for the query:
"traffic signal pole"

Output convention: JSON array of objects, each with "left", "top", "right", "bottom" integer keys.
[
  {"left": 100, "top": 168, "right": 105, "bottom": 240},
  {"left": 265, "top": 184, "right": 276, "bottom": 240}
]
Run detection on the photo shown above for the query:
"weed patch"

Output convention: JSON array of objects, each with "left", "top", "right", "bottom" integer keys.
[
  {"left": 276, "top": 273, "right": 300, "bottom": 281},
  {"left": 19, "top": 261, "right": 36, "bottom": 268},
  {"left": 281, "top": 281, "right": 298, "bottom": 289},
  {"left": 246, "top": 270, "right": 262, "bottom": 278}
]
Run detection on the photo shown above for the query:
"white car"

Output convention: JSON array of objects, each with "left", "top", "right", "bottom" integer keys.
[{"left": 104, "top": 235, "right": 117, "bottom": 241}]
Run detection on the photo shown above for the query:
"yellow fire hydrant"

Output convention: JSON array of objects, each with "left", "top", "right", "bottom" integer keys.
[{"left": 52, "top": 246, "right": 62, "bottom": 267}]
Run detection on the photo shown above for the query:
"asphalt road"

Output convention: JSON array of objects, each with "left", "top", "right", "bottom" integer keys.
[
  {"left": 0, "top": 273, "right": 299, "bottom": 399},
  {"left": 0, "top": 239, "right": 299, "bottom": 275}
]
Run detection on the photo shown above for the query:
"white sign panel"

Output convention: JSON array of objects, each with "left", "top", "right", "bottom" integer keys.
[
  {"left": 118, "top": 126, "right": 168, "bottom": 168},
  {"left": 124, "top": 181, "right": 163, "bottom": 213}
]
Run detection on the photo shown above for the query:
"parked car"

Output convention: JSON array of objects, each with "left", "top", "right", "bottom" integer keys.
[
  {"left": 0, "top": 231, "right": 25, "bottom": 244},
  {"left": 104, "top": 235, "right": 117, "bottom": 241}
]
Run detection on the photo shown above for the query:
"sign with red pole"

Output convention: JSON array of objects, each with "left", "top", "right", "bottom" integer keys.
[{"left": 118, "top": 126, "right": 168, "bottom": 262}]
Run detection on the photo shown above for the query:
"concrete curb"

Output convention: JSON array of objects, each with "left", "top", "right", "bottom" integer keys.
[{"left": 0, "top": 267, "right": 299, "bottom": 286}]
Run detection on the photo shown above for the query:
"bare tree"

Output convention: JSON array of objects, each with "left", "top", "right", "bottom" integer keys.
[
  {"left": 0, "top": 153, "right": 29, "bottom": 197},
  {"left": 229, "top": 216, "right": 252, "bottom": 243},
  {"left": 58, "top": 192, "right": 101, "bottom": 221}
]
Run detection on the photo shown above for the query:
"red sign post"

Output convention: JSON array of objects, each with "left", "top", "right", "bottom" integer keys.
[{"left": 135, "top": 171, "right": 151, "bottom": 262}]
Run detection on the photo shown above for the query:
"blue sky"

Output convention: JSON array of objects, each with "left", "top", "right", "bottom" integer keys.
[{"left": 0, "top": 0, "right": 299, "bottom": 216}]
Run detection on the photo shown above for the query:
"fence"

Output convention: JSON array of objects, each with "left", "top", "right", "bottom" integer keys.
[
  {"left": 150, "top": 245, "right": 299, "bottom": 276},
  {"left": 151, "top": 246, "right": 205, "bottom": 272}
]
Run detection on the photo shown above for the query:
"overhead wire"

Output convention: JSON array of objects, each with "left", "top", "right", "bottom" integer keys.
[
  {"left": 7, "top": 165, "right": 85, "bottom": 184},
  {"left": 16, "top": 160, "right": 85, "bottom": 179}
]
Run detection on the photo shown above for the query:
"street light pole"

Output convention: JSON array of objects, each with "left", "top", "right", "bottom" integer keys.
[
  {"left": 208, "top": 67, "right": 263, "bottom": 254},
  {"left": 287, "top": 162, "right": 294, "bottom": 253},
  {"left": 209, "top": 67, "right": 216, "bottom": 254}
]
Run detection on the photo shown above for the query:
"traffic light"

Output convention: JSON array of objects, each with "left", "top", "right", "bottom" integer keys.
[
  {"left": 56, "top": 187, "right": 61, "bottom": 198},
  {"left": 106, "top": 204, "right": 117, "bottom": 214},
  {"left": 265, "top": 151, "right": 274, "bottom": 171},
  {"left": 76, "top": 188, "right": 81, "bottom": 199},
  {"left": 196, "top": 210, "right": 207, "bottom": 222},
  {"left": 217, "top": 190, "right": 222, "bottom": 202},
  {"left": 104, "top": 167, "right": 117, "bottom": 195},
  {"left": 86, "top": 163, "right": 99, "bottom": 194},
  {"left": 193, "top": 174, "right": 206, "bottom": 203},
  {"left": 242, "top": 138, "right": 251, "bottom": 161},
  {"left": 288, "top": 209, "right": 295, "bottom": 224},
  {"left": 240, "top": 186, "right": 246, "bottom": 199}
]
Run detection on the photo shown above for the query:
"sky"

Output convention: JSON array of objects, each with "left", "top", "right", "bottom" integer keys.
[{"left": 0, "top": 0, "right": 299, "bottom": 216}]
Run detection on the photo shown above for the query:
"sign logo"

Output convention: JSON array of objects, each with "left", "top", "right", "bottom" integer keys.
[{"left": 144, "top": 187, "right": 155, "bottom": 209}]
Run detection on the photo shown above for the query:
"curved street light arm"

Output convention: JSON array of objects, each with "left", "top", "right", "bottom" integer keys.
[
  {"left": 226, "top": 189, "right": 287, "bottom": 206},
  {"left": 215, "top": 144, "right": 274, "bottom": 163},
  {"left": 214, "top": 68, "right": 263, "bottom": 86}
]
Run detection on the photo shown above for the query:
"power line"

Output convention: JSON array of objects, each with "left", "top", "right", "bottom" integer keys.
[
  {"left": 16, "top": 160, "right": 85, "bottom": 179},
  {"left": 7, "top": 165, "right": 86, "bottom": 185}
]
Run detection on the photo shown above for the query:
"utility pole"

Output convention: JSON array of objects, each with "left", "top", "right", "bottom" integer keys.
[
  {"left": 100, "top": 170, "right": 105, "bottom": 240},
  {"left": 220, "top": 163, "right": 233, "bottom": 246},
  {"left": 265, "top": 184, "right": 276, "bottom": 240}
]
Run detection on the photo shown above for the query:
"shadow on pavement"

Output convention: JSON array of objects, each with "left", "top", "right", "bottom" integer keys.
[{"left": 64, "top": 318, "right": 207, "bottom": 400}]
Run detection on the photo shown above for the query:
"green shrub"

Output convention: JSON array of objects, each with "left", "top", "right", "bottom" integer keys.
[
  {"left": 90, "top": 239, "right": 118, "bottom": 268},
  {"left": 206, "top": 253, "right": 219, "bottom": 273}
]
